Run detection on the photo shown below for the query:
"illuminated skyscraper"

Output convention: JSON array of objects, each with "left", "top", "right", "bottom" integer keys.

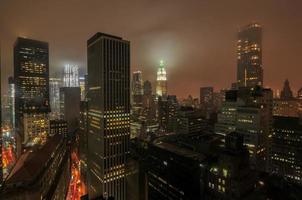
[
  {"left": 14, "top": 37, "right": 50, "bottom": 148},
  {"left": 87, "top": 32, "right": 130, "bottom": 200},
  {"left": 237, "top": 23, "right": 263, "bottom": 88},
  {"left": 63, "top": 64, "right": 79, "bottom": 87},
  {"left": 156, "top": 60, "right": 167, "bottom": 97},
  {"left": 49, "top": 77, "right": 62, "bottom": 119}
]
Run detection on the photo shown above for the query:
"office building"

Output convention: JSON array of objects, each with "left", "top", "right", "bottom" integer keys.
[
  {"left": 49, "top": 77, "right": 62, "bottom": 119},
  {"left": 14, "top": 37, "right": 50, "bottom": 148},
  {"left": 79, "top": 76, "right": 86, "bottom": 100},
  {"left": 8, "top": 76, "right": 15, "bottom": 128},
  {"left": 87, "top": 32, "right": 130, "bottom": 200},
  {"left": 236, "top": 87, "right": 273, "bottom": 171},
  {"left": 63, "top": 64, "right": 79, "bottom": 87},
  {"left": 237, "top": 23, "right": 263, "bottom": 88},
  {"left": 176, "top": 106, "right": 206, "bottom": 134},
  {"left": 132, "top": 71, "right": 143, "bottom": 106},
  {"left": 200, "top": 87, "right": 214, "bottom": 118},
  {"left": 156, "top": 60, "right": 167, "bottom": 97},
  {"left": 215, "top": 90, "right": 239, "bottom": 136},
  {"left": 269, "top": 116, "right": 302, "bottom": 185},
  {"left": 60, "top": 87, "right": 81, "bottom": 133}
]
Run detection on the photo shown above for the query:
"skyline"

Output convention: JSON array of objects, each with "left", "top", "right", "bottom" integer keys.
[{"left": 1, "top": 0, "right": 302, "bottom": 97}]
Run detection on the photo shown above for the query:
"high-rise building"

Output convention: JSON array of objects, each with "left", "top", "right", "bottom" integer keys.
[
  {"left": 200, "top": 87, "right": 214, "bottom": 118},
  {"left": 132, "top": 71, "right": 143, "bottom": 106},
  {"left": 60, "top": 87, "right": 81, "bottom": 133},
  {"left": 14, "top": 37, "right": 50, "bottom": 148},
  {"left": 280, "top": 79, "right": 294, "bottom": 100},
  {"left": 143, "top": 80, "right": 152, "bottom": 96},
  {"left": 8, "top": 77, "right": 16, "bottom": 128},
  {"left": 237, "top": 23, "right": 263, "bottom": 88},
  {"left": 87, "top": 32, "right": 130, "bottom": 200},
  {"left": 49, "top": 77, "right": 62, "bottom": 119},
  {"left": 79, "top": 76, "right": 86, "bottom": 100},
  {"left": 63, "top": 64, "right": 79, "bottom": 87},
  {"left": 269, "top": 116, "right": 302, "bottom": 185},
  {"left": 156, "top": 60, "right": 167, "bottom": 97}
]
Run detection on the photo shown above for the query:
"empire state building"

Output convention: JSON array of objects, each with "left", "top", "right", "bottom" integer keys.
[{"left": 156, "top": 60, "right": 167, "bottom": 97}]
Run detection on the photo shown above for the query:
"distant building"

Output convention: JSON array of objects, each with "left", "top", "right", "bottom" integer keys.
[
  {"left": 8, "top": 76, "right": 15, "bottom": 128},
  {"left": 157, "top": 95, "right": 178, "bottom": 133},
  {"left": 79, "top": 76, "right": 86, "bottom": 101},
  {"left": 269, "top": 116, "right": 302, "bottom": 185},
  {"left": 176, "top": 106, "right": 206, "bottom": 134},
  {"left": 200, "top": 87, "right": 214, "bottom": 118},
  {"left": 280, "top": 79, "right": 294, "bottom": 100},
  {"left": 237, "top": 23, "right": 263, "bottom": 88},
  {"left": 156, "top": 60, "right": 167, "bottom": 97},
  {"left": 49, "top": 77, "right": 62, "bottom": 119},
  {"left": 63, "top": 64, "right": 79, "bottom": 87},
  {"left": 14, "top": 37, "right": 50, "bottom": 150},
  {"left": 132, "top": 71, "right": 143, "bottom": 106},
  {"left": 273, "top": 99, "right": 299, "bottom": 117},
  {"left": 60, "top": 87, "right": 81, "bottom": 133},
  {"left": 87, "top": 32, "right": 130, "bottom": 200}
]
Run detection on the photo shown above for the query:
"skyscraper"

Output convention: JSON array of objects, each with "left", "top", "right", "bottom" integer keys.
[
  {"left": 63, "top": 64, "right": 79, "bottom": 87},
  {"left": 280, "top": 79, "right": 293, "bottom": 100},
  {"left": 131, "top": 71, "right": 143, "bottom": 106},
  {"left": 200, "top": 87, "right": 214, "bottom": 118},
  {"left": 156, "top": 60, "right": 167, "bottom": 97},
  {"left": 14, "top": 37, "right": 50, "bottom": 148},
  {"left": 87, "top": 32, "right": 130, "bottom": 200},
  {"left": 237, "top": 23, "right": 263, "bottom": 88}
]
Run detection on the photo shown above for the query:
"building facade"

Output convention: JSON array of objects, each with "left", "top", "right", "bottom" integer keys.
[
  {"left": 237, "top": 23, "right": 263, "bottom": 88},
  {"left": 87, "top": 32, "right": 130, "bottom": 200},
  {"left": 14, "top": 37, "right": 50, "bottom": 149},
  {"left": 156, "top": 60, "right": 167, "bottom": 97}
]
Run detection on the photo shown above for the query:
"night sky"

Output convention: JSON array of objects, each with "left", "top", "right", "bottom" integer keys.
[{"left": 1, "top": 0, "right": 302, "bottom": 97}]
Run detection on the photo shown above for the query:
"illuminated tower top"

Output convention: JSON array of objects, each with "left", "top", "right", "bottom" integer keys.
[{"left": 156, "top": 60, "right": 167, "bottom": 97}]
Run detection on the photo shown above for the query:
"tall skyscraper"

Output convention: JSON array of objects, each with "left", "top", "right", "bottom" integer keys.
[
  {"left": 131, "top": 71, "right": 143, "bottom": 108},
  {"left": 156, "top": 60, "right": 167, "bottom": 97},
  {"left": 200, "top": 87, "right": 214, "bottom": 118},
  {"left": 8, "top": 77, "right": 15, "bottom": 128},
  {"left": 14, "top": 37, "right": 50, "bottom": 148},
  {"left": 237, "top": 23, "right": 263, "bottom": 88},
  {"left": 49, "top": 77, "right": 62, "bottom": 119},
  {"left": 63, "top": 64, "right": 79, "bottom": 87},
  {"left": 87, "top": 32, "right": 130, "bottom": 200}
]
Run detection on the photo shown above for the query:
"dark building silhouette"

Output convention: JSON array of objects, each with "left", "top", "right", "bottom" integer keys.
[
  {"left": 280, "top": 79, "right": 294, "bottom": 100},
  {"left": 237, "top": 23, "right": 263, "bottom": 88},
  {"left": 87, "top": 32, "right": 130, "bottom": 200}
]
